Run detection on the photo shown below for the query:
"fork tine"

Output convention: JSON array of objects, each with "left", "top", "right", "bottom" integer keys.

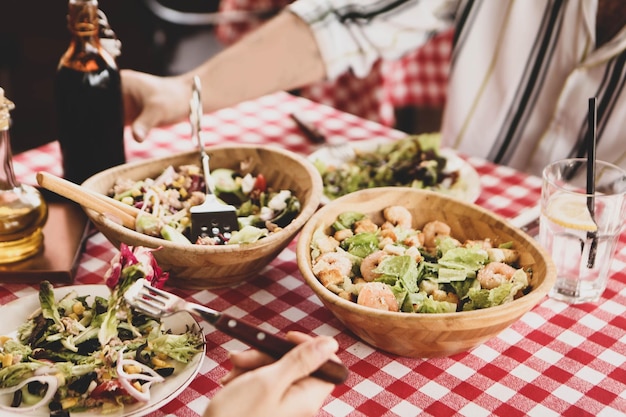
[
  {"left": 137, "top": 290, "right": 167, "bottom": 306},
  {"left": 141, "top": 282, "right": 169, "bottom": 296},
  {"left": 129, "top": 298, "right": 163, "bottom": 317}
]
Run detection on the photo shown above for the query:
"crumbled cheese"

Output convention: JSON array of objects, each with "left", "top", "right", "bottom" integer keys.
[
  {"left": 268, "top": 190, "right": 291, "bottom": 211},
  {"left": 241, "top": 174, "right": 256, "bottom": 194}
]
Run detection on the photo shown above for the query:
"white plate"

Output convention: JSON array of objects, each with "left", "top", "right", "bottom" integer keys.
[
  {"left": 309, "top": 138, "right": 481, "bottom": 204},
  {"left": 0, "top": 285, "right": 205, "bottom": 417}
]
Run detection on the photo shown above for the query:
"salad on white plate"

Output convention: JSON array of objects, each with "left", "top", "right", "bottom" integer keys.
[
  {"left": 309, "top": 133, "right": 481, "bottom": 204},
  {"left": 0, "top": 244, "right": 205, "bottom": 417}
]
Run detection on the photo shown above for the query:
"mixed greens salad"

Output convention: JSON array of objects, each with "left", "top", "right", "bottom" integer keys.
[
  {"left": 310, "top": 210, "right": 532, "bottom": 313},
  {"left": 0, "top": 244, "right": 204, "bottom": 416},
  {"left": 109, "top": 163, "right": 302, "bottom": 245},
  {"left": 312, "top": 133, "right": 465, "bottom": 201}
]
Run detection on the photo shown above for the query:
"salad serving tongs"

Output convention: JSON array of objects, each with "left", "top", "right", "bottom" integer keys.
[
  {"left": 36, "top": 171, "right": 140, "bottom": 229},
  {"left": 124, "top": 279, "right": 349, "bottom": 385},
  {"left": 188, "top": 76, "right": 239, "bottom": 243}
]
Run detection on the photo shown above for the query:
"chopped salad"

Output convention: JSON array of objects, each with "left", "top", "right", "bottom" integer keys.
[
  {"left": 0, "top": 244, "right": 204, "bottom": 416},
  {"left": 108, "top": 162, "right": 302, "bottom": 245},
  {"left": 310, "top": 208, "right": 532, "bottom": 313},
  {"left": 312, "top": 133, "right": 465, "bottom": 201}
]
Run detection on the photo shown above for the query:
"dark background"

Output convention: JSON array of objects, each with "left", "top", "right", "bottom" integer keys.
[
  {"left": 0, "top": 0, "right": 223, "bottom": 154},
  {"left": 0, "top": 0, "right": 439, "bottom": 155}
]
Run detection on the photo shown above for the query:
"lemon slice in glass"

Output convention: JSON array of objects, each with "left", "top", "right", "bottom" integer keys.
[{"left": 545, "top": 192, "right": 598, "bottom": 231}]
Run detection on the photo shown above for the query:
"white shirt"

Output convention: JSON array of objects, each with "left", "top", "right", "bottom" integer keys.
[{"left": 290, "top": 0, "right": 626, "bottom": 177}]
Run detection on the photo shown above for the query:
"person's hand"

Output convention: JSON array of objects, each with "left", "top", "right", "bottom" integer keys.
[
  {"left": 121, "top": 69, "right": 192, "bottom": 142},
  {"left": 204, "top": 332, "right": 341, "bottom": 417}
]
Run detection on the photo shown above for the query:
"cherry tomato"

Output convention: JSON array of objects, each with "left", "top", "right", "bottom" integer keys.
[
  {"left": 90, "top": 380, "right": 131, "bottom": 401},
  {"left": 253, "top": 174, "right": 267, "bottom": 192}
]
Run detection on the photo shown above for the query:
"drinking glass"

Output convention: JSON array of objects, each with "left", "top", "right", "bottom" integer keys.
[{"left": 539, "top": 158, "right": 626, "bottom": 303}]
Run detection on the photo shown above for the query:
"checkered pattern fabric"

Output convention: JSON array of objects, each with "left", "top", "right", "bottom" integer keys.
[
  {"left": 215, "top": 0, "right": 451, "bottom": 127},
  {"left": 8, "top": 92, "right": 626, "bottom": 417}
]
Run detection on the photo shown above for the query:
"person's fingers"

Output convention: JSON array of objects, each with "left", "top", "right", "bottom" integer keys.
[
  {"left": 270, "top": 335, "right": 339, "bottom": 390},
  {"left": 131, "top": 113, "right": 158, "bottom": 143},
  {"left": 285, "top": 331, "right": 314, "bottom": 344},
  {"left": 220, "top": 350, "right": 275, "bottom": 385},
  {"left": 220, "top": 332, "right": 338, "bottom": 386},
  {"left": 229, "top": 349, "right": 275, "bottom": 369}
]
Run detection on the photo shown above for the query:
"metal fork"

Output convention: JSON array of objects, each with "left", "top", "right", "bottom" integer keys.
[
  {"left": 290, "top": 112, "right": 355, "bottom": 162},
  {"left": 124, "top": 279, "right": 349, "bottom": 385}
]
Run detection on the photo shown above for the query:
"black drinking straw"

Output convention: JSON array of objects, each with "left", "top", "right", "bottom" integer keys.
[{"left": 586, "top": 97, "right": 598, "bottom": 268}]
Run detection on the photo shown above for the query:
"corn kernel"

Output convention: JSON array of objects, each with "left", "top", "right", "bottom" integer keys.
[
  {"left": 61, "top": 397, "right": 78, "bottom": 409},
  {"left": 179, "top": 188, "right": 188, "bottom": 199},
  {"left": 151, "top": 357, "right": 168, "bottom": 368},
  {"left": 131, "top": 188, "right": 143, "bottom": 197},
  {"left": 0, "top": 335, "right": 11, "bottom": 346},
  {"left": 121, "top": 196, "right": 135, "bottom": 205},
  {"left": 71, "top": 302, "right": 85, "bottom": 315},
  {"left": 123, "top": 364, "right": 142, "bottom": 374},
  {"left": 133, "top": 381, "right": 144, "bottom": 392},
  {"left": 2, "top": 353, "right": 13, "bottom": 367},
  {"left": 55, "top": 372, "right": 66, "bottom": 386}
]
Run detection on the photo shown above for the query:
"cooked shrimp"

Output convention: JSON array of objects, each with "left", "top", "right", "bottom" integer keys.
[
  {"left": 477, "top": 262, "right": 517, "bottom": 290},
  {"left": 313, "top": 252, "right": 352, "bottom": 288},
  {"left": 422, "top": 220, "right": 451, "bottom": 248},
  {"left": 383, "top": 206, "right": 412, "bottom": 229},
  {"left": 357, "top": 282, "right": 399, "bottom": 312},
  {"left": 486, "top": 248, "right": 520, "bottom": 264},
  {"left": 360, "top": 250, "right": 388, "bottom": 282}
]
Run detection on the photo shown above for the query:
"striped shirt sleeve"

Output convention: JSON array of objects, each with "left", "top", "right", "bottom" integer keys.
[{"left": 289, "top": 0, "right": 456, "bottom": 79}]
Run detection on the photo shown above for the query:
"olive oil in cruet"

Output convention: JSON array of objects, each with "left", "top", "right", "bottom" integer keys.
[{"left": 0, "top": 88, "right": 48, "bottom": 264}]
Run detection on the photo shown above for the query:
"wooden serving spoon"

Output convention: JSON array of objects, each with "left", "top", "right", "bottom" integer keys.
[{"left": 36, "top": 171, "right": 140, "bottom": 230}]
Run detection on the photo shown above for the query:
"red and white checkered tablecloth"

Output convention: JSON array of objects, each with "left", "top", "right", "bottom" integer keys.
[{"left": 7, "top": 91, "right": 626, "bottom": 417}]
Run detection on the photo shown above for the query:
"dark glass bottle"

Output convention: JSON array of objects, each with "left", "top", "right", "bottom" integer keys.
[{"left": 54, "top": 0, "right": 125, "bottom": 184}]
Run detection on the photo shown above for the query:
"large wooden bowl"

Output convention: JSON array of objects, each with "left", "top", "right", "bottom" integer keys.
[
  {"left": 83, "top": 144, "right": 322, "bottom": 289},
  {"left": 296, "top": 187, "right": 556, "bottom": 358}
]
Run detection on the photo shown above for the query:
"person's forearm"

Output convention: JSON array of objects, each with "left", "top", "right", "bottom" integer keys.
[{"left": 186, "top": 11, "right": 326, "bottom": 112}]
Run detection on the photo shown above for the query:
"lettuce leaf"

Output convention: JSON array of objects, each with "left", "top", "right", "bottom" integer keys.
[{"left": 463, "top": 269, "right": 529, "bottom": 310}]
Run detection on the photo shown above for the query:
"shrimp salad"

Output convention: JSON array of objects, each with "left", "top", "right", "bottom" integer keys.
[
  {"left": 108, "top": 163, "right": 301, "bottom": 245},
  {"left": 313, "top": 134, "right": 464, "bottom": 201},
  {"left": 310, "top": 207, "right": 531, "bottom": 313},
  {"left": 0, "top": 245, "right": 204, "bottom": 416}
]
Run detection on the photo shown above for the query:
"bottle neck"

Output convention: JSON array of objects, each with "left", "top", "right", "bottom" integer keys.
[
  {"left": 0, "top": 131, "right": 18, "bottom": 190},
  {"left": 61, "top": 0, "right": 119, "bottom": 70},
  {"left": 67, "top": 0, "right": 100, "bottom": 43},
  {"left": 0, "top": 91, "right": 18, "bottom": 190}
]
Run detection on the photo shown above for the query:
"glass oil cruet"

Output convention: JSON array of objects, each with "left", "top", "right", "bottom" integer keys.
[{"left": 0, "top": 87, "right": 48, "bottom": 264}]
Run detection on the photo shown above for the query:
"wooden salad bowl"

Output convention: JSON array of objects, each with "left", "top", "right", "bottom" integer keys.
[
  {"left": 82, "top": 144, "right": 322, "bottom": 289},
  {"left": 296, "top": 187, "right": 556, "bottom": 358}
]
